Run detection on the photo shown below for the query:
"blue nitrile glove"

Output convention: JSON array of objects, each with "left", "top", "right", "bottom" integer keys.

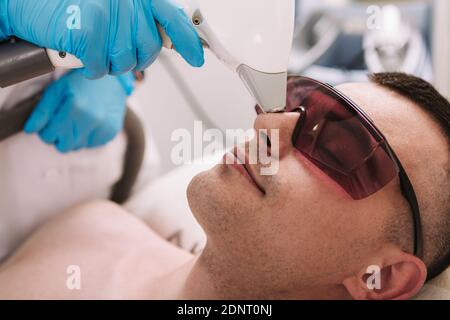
[
  {"left": 24, "top": 69, "right": 134, "bottom": 153},
  {"left": 0, "top": 3, "right": 8, "bottom": 41},
  {"left": 0, "top": 0, "right": 204, "bottom": 78}
]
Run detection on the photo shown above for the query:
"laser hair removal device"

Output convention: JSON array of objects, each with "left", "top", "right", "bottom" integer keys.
[
  {"left": 0, "top": 0, "right": 295, "bottom": 112},
  {"left": 180, "top": 0, "right": 296, "bottom": 112}
]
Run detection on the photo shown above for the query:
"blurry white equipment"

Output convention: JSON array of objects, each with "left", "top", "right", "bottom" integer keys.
[
  {"left": 289, "top": 10, "right": 340, "bottom": 74},
  {"left": 51, "top": 0, "right": 296, "bottom": 113},
  {"left": 433, "top": 0, "right": 450, "bottom": 97},
  {"left": 363, "top": 5, "right": 432, "bottom": 80}
]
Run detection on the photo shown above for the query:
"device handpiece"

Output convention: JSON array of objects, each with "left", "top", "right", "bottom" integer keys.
[{"left": 0, "top": 24, "right": 172, "bottom": 88}]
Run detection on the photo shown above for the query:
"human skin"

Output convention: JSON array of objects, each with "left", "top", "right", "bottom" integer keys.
[{"left": 0, "top": 83, "right": 447, "bottom": 300}]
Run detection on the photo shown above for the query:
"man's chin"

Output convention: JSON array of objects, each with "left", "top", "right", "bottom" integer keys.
[
  {"left": 186, "top": 164, "right": 246, "bottom": 229},
  {"left": 186, "top": 166, "right": 223, "bottom": 219}
]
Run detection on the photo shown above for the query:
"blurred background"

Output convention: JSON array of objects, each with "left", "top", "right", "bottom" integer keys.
[{"left": 133, "top": 0, "right": 450, "bottom": 174}]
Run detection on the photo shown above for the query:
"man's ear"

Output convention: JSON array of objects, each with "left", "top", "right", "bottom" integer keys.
[{"left": 342, "top": 251, "right": 427, "bottom": 300}]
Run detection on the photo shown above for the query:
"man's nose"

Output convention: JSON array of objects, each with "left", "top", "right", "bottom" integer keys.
[{"left": 253, "top": 112, "right": 301, "bottom": 159}]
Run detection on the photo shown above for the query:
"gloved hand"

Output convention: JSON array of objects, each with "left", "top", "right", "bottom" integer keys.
[
  {"left": 0, "top": 4, "right": 8, "bottom": 40},
  {"left": 24, "top": 69, "right": 134, "bottom": 153},
  {"left": 0, "top": 0, "right": 204, "bottom": 78}
]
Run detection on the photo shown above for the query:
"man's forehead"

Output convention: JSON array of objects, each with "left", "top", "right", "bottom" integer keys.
[
  {"left": 335, "top": 82, "right": 405, "bottom": 121},
  {"left": 336, "top": 82, "right": 425, "bottom": 136}
]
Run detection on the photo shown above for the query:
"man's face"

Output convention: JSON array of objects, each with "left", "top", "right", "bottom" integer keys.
[{"left": 187, "top": 82, "right": 447, "bottom": 290}]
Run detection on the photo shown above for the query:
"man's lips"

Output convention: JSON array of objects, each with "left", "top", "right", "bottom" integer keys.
[{"left": 223, "top": 148, "right": 265, "bottom": 194}]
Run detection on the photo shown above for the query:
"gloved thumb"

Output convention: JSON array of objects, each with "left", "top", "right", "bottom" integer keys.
[{"left": 152, "top": 0, "right": 205, "bottom": 67}]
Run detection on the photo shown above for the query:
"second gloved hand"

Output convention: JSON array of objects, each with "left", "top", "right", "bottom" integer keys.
[{"left": 24, "top": 70, "right": 134, "bottom": 153}]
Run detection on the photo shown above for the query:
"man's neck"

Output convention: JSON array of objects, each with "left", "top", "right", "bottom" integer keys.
[{"left": 148, "top": 254, "right": 350, "bottom": 300}]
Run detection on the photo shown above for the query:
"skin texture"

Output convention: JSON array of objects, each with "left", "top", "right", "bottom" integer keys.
[{"left": 0, "top": 83, "right": 447, "bottom": 300}]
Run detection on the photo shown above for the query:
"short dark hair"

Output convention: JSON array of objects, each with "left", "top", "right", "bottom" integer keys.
[{"left": 369, "top": 72, "right": 450, "bottom": 281}]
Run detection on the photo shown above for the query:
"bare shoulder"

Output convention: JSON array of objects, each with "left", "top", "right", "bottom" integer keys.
[
  {"left": 0, "top": 201, "right": 159, "bottom": 299},
  {"left": 4, "top": 201, "right": 153, "bottom": 264}
]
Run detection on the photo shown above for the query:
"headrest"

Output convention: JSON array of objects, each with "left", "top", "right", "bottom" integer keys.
[{"left": 415, "top": 267, "right": 450, "bottom": 300}]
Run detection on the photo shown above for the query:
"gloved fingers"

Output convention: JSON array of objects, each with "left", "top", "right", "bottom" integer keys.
[
  {"left": 86, "top": 125, "right": 120, "bottom": 148},
  {"left": 25, "top": 80, "right": 65, "bottom": 134},
  {"left": 134, "top": 0, "right": 163, "bottom": 71},
  {"left": 151, "top": 0, "right": 204, "bottom": 67},
  {"left": 109, "top": 49, "right": 138, "bottom": 76},
  {"left": 109, "top": 1, "right": 138, "bottom": 75},
  {"left": 70, "top": 134, "right": 89, "bottom": 152},
  {"left": 68, "top": 116, "right": 97, "bottom": 152},
  {"left": 78, "top": 4, "right": 111, "bottom": 79},
  {"left": 38, "top": 96, "right": 73, "bottom": 146},
  {"left": 86, "top": 109, "right": 125, "bottom": 148},
  {"left": 55, "top": 121, "right": 79, "bottom": 153},
  {"left": 81, "top": 46, "right": 110, "bottom": 80}
]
